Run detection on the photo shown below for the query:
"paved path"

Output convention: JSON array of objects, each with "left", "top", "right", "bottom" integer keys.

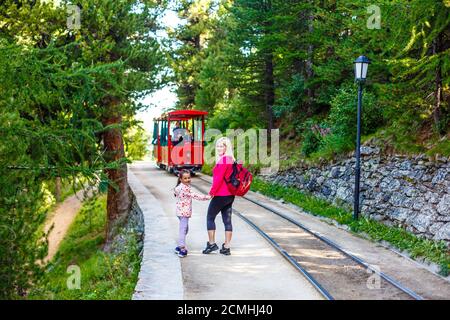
[{"left": 129, "top": 162, "right": 324, "bottom": 300}]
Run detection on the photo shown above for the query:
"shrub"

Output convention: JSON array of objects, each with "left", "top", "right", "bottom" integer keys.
[
  {"left": 273, "top": 74, "right": 306, "bottom": 119},
  {"left": 328, "top": 83, "right": 383, "bottom": 139},
  {"left": 207, "top": 96, "right": 264, "bottom": 132},
  {"left": 300, "top": 119, "right": 331, "bottom": 157},
  {"left": 301, "top": 128, "right": 322, "bottom": 156},
  {"left": 0, "top": 175, "right": 48, "bottom": 299},
  {"left": 311, "top": 133, "right": 355, "bottom": 160},
  {"left": 124, "top": 124, "right": 149, "bottom": 161}
]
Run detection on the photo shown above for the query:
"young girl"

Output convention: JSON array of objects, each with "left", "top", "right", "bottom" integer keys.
[{"left": 174, "top": 170, "right": 211, "bottom": 258}]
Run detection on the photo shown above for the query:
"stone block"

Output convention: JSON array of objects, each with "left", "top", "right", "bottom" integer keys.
[
  {"left": 388, "top": 208, "right": 413, "bottom": 222},
  {"left": 410, "top": 213, "right": 434, "bottom": 233},
  {"left": 433, "top": 223, "right": 450, "bottom": 241},
  {"left": 432, "top": 168, "right": 448, "bottom": 184},
  {"left": 436, "top": 194, "right": 450, "bottom": 215}
]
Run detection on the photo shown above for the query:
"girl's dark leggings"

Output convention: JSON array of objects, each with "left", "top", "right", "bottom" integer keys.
[{"left": 207, "top": 195, "right": 235, "bottom": 232}]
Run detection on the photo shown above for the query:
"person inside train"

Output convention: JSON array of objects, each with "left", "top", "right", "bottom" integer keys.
[
  {"left": 172, "top": 121, "right": 183, "bottom": 146},
  {"left": 173, "top": 122, "right": 194, "bottom": 146}
]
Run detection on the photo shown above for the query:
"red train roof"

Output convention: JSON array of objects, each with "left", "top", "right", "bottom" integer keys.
[
  {"left": 169, "top": 110, "right": 208, "bottom": 117},
  {"left": 154, "top": 110, "right": 208, "bottom": 121}
]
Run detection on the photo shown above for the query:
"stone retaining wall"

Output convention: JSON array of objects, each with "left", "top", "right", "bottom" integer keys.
[
  {"left": 263, "top": 146, "right": 450, "bottom": 244},
  {"left": 128, "top": 190, "right": 145, "bottom": 255},
  {"left": 127, "top": 168, "right": 184, "bottom": 300}
]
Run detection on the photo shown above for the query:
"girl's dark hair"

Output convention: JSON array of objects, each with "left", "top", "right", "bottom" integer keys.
[{"left": 174, "top": 169, "right": 191, "bottom": 196}]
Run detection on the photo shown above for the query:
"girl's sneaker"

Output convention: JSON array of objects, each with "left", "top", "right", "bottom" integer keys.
[
  {"left": 174, "top": 246, "right": 181, "bottom": 254},
  {"left": 178, "top": 248, "right": 188, "bottom": 258}
]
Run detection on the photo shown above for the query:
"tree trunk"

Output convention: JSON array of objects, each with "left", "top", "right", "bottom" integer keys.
[
  {"left": 264, "top": 52, "right": 275, "bottom": 131},
  {"left": 262, "top": 0, "right": 274, "bottom": 133},
  {"left": 55, "top": 177, "right": 61, "bottom": 203},
  {"left": 102, "top": 110, "right": 130, "bottom": 247},
  {"left": 306, "top": 4, "right": 314, "bottom": 115},
  {"left": 433, "top": 33, "right": 443, "bottom": 133}
]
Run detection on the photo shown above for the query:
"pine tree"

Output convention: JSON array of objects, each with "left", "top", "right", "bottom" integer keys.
[
  {"left": 0, "top": 0, "right": 166, "bottom": 297},
  {"left": 390, "top": 0, "right": 450, "bottom": 134},
  {"left": 66, "top": 0, "right": 165, "bottom": 244},
  {"left": 169, "top": 0, "right": 214, "bottom": 109}
]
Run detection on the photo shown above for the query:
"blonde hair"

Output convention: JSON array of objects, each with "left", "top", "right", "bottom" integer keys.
[{"left": 215, "top": 137, "right": 235, "bottom": 163}]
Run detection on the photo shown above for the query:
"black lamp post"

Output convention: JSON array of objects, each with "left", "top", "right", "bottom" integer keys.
[{"left": 353, "top": 55, "right": 370, "bottom": 220}]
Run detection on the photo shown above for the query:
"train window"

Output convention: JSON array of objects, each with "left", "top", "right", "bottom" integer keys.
[
  {"left": 194, "top": 118, "right": 202, "bottom": 142},
  {"left": 151, "top": 121, "right": 158, "bottom": 145},
  {"left": 160, "top": 120, "right": 168, "bottom": 146}
]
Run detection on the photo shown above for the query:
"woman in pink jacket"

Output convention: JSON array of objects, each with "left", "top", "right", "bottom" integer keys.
[{"left": 202, "top": 137, "right": 235, "bottom": 256}]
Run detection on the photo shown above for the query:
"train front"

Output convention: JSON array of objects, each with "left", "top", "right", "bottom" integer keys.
[{"left": 152, "top": 110, "right": 208, "bottom": 175}]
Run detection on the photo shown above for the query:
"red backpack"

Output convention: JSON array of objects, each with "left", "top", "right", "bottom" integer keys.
[{"left": 223, "top": 161, "right": 253, "bottom": 196}]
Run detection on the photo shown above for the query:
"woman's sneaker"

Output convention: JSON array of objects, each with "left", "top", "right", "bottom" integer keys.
[
  {"left": 174, "top": 246, "right": 181, "bottom": 254},
  {"left": 220, "top": 243, "right": 231, "bottom": 255},
  {"left": 178, "top": 248, "right": 188, "bottom": 258},
  {"left": 202, "top": 242, "right": 219, "bottom": 254}
]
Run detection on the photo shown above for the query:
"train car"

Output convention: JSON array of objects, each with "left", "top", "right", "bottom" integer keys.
[{"left": 151, "top": 110, "right": 208, "bottom": 175}]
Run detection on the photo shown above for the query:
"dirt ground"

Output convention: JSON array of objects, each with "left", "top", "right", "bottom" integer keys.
[{"left": 43, "top": 191, "right": 85, "bottom": 263}]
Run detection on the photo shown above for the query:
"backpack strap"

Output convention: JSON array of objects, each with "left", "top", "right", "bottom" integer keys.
[{"left": 223, "top": 161, "right": 237, "bottom": 184}]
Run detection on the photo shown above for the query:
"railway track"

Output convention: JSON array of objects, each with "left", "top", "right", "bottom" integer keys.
[{"left": 193, "top": 174, "right": 424, "bottom": 300}]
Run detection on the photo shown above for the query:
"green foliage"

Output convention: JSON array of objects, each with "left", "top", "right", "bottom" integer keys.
[
  {"left": 273, "top": 74, "right": 306, "bottom": 120},
  {"left": 387, "top": 1, "right": 450, "bottom": 134},
  {"left": 0, "top": 0, "right": 165, "bottom": 297},
  {"left": 309, "top": 133, "right": 354, "bottom": 161},
  {"left": 174, "top": 0, "right": 449, "bottom": 159},
  {"left": 276, "top": 76, "right": 305, "bottom": 116},
  {"left": 44, "top": 176, "right": 88, "bottom": 205},
  {"left": 298, "top": 83, "right": 383, "bottom": 161},
  {"left": 29, "top": 195, "right": 141, "bottom": 299},
  {"left": 124, "top": 123, "right": 149, "bottom": 161},
  {"left": 328, "top": 84, "right": 383, "bottom": 139},
  {"left": 168, "top": 0, "right": 215, "bottom": 109},
  {"left": 300, "top": 119, "right": 323, "bottom": 156},
  {"left": 251, "top": 178, "right": 450, "bottom": 274},
  {"left": 427, "top": 136, "right": 450, "bottom": 157},
  {"left": 201, "top": 162, "right": 213, "bottom": 176},
  {"left": 206, "top": 96, "right": 265, "bottom": 131},
  {"left": 0, "top": 174, "right": 48, "bottom": 299}
]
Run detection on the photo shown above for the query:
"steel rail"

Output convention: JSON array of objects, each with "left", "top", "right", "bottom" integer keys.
[
  {"left": 196, "top": 175, "right": 424, "bottom": 300},
  {"left": 233, "top": 207, "right": 334, "bottom": 300},
  {"left": 192, "top": 183, "right": 334, "bottom": 301}
]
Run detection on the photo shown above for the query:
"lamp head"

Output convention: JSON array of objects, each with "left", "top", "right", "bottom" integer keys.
[{"left": 354, "top": 55, "right": 370, "bottom": 81}]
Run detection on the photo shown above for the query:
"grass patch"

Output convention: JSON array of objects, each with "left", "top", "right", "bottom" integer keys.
[
  {"left": 201, "top": 161, "right": 214, "bottom": 176},
  {"left": 426, "top": 135, "right": 450, "bottom": 157},
  {"left": 251, "top": 178, "right": 450, "bottom": 276},
  {"left": 29, "top": 194, "right": 141, "bottom": 300},
  {"left": 307, "top": 134, "right": 354, "bottom": 163}
]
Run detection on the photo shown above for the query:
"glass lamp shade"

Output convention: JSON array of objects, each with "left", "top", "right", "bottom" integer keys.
[{"left": 354, "top": 55, "right": 370, "bottom": 81}]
